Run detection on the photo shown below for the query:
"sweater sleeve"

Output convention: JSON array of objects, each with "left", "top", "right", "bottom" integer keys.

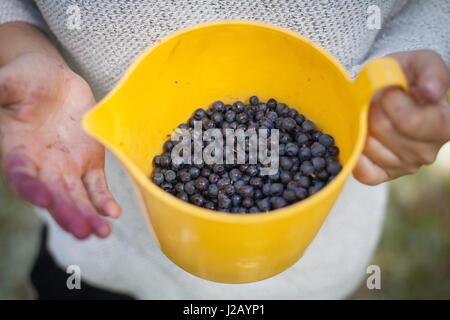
[
  {"left": 0, "top": 0, "right": 49, "bottom": 33},
  {"left": 350, "top": 0, "right": 450, "bottom": 76}
]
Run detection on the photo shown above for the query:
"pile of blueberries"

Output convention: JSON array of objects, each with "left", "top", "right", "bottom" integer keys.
[{"left": 152, "top": 96, "right": 342, "bottom": 213}]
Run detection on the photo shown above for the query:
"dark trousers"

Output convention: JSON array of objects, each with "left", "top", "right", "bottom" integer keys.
[{"left": 31, "top": 227, "right": 135, "bottom": 300}]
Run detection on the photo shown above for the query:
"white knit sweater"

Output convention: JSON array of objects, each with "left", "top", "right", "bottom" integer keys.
[{"left": 1, "top": 0, "right": 449, "bottom": 299}]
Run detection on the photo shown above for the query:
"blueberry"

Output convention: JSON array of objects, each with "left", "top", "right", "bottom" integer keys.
[
  {"left": 302, "top": 120, "right": 315, "bottom": 133},
  {"left": 249, "top": 177, "right": 263, "bottom": 188},
  {"left": 282, "top": 189, "right": 296, "bottom": 201},
  {"left": 312, "top": 157, "right": 326, "bottom": 171},
  {"left": 311, "top": 142, "right": 326, "bottom": 157},
  {"left": 317, "top": 170, "right": 329, "bottom": 181},
  {"left": 300, "top": 161, "right": 314, "bottom": 176},
  {"left": 194, "top": 108, "right": 206, "bottom": 120},
  {"left": 212, "top": 100, "right": 225, "bottom": 113},
  {"left": 280, "top": 157, "right": 293, "bottom": 170},
  {"left": 294, "top": 187, "right": 308, "bottom": 200},
  {"left": 280, "top": 171, "right": 292, "bottom": 184},
  {"left": 311, "top": 131, "right": 322, "bottom": 141},
  {"left": 326, "top": 160, "right": 342, "bottom": 176},
  {"left": 282, "top": 118, "right": 297, "bottom": 132},
  {"left": 217, "top": 177, "right": 231, "bottom": 189},
  {"left": 152, "top": 172, "right": 164, "bottom": 185},
  {"left": 297, "top": 176, "right": 311, "bottom": 188},
  {"left": 267, "top": 98, "right": 277, "bottom": 110},
  {"left": 208, "top": 173, "right": 220, "bottom": 184},
  {"left": 223, "top": 184, "right": 235, "bottom": 196},
  {"left": 271, "top": 197, "right": 287, "bottom": 209},
  {"left": 248, "top": 207, "right": 260, "bottom": 213},
  {"left": 184, "top": 181, "right": 196, "bottom": 195},
  {"left": 270, "top": 183, "right": 284, "bottom": 196},
  {"left": 296, "top": 133, "right": 310, "bottom": 146},
  {"left": 286, "top": 181, "right": 299, "bottom": 190},
  {"left": 262, "top": 183, "right": 271, "bottom": 196},
  {"left": 177, "top": 192, "right": 189, "bottom": 202},
  {"left": 257, "top": 198, "right": 271, "bottom": 211},
  {"left": 164, "top": 170, "right": 177, "bottom": 183},
  {"left": 161, "top": 182, "right": 173, "bottom": 192},
  {"left": 299, "top": 146, "right": 312, "bottom": 161},
  {"left": 218, "top": 196, "right": 232, "bottom": 209},
  {"left": 254, "top": 189, "right": 263, "bottom": 200},
  {"left": 237, "top": 207, "right": 248, "bottom": 214},
  {"left": 164, "top": 141, "right": 174, "bottom": 152},
  {"left": 250, "top": 96, "right": 259, "bottom": 106},
  {"left": 153, "top": 155, "right": 162, "bottom": 166},
  {"left": 229, "top": 168, "right": 242, "bottom": 181},
  {"left": 189, "top": 167, "right": 200, "bottom": 179},
  {"left": 174, "top": 182, "right": 185, "bottom": 193},
  {"left": 213, "top": 164, "right": 225, "bottom": 175},
  {"left": 233, "top": 101, "right": 245, "bottom": 113},
  {"left": 276, "top": 103, "right": 288, "bottom": 116},
  {"left": 236, "top": 112, "right": 249, "bottom": 124},
  {"left": 238, "top": 185, "right": 254, "bottom": 198},
  {"left": 231, "top": 194, "right": 242, "bottom": 207},
  {"left": 266, "top": 111, "right": 278, "bottom": 122},
  {"left": 328, "top": 146, "right": 340, "bottom": 157},
  {"left": 259, "top": 117, "right": 273, "bottom": 129},
  {"left": 255, "top": 111, "right": 265, "bottom": 121},
  {"left": 285, "top": 143, "right": 299, "bottom": 156},
  {"left": 204, "top": 202, "right": 216, "bottom": 210},
  {"left": 242, "top": 197, "right": 254, "bottom": 208},
  {"left": 201, "top": 168, "right": 211, "bottom": 177},
  {"left": 234, "top": 180, "right": 245, "bottom": 192},
  {"left": 160, "top": 155, "right": 171, "bottom": 167},
  {"left": 246, "top": 165, "right": 258, "bottom": 177},
  {"left": 288, "top": 108, "right": 298, "bottom": 119},
  {"left": 204, "top": 119, "right": 215, "bottom": 129},
  {"left": 195, "top": 177, "right": 209, "bottom": 191},
  {"left": 208, "top": 184, "right": 219, "bottom": 197},
  {"left": 319, "top": 134, "right": 334, "bottom": 147},
  {"left": 225, "top": 110, "right": 236, "bottom": 122},
  {"left": 191, "top": 194, "right": 205, "bottom": 206},
  {"left": 295, "top": 114, "right": 305, "bottom": 125},
  {"left": 309, "top": 182, "right": 325, "bottom": 195},
  {"left": 212, "top": 112, "right": 224, "bottom": 124},
  {"left": 257, "top": 103, "right": 267, "bottom": 112}
]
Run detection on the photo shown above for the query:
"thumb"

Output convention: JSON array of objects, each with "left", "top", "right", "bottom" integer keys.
[{"left": 389, "top": 50, "right": 450, "bottom": 104}]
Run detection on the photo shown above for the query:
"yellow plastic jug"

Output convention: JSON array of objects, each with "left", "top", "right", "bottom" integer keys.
[{"left": 82, "top": 21, "right": 408, "bottom": 283}]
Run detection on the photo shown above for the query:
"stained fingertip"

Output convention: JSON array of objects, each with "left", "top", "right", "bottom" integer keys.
[
  {"left": 88, "top": 215, "right": 111, "bottom": 238},
  {"left": 8, "top": 172, "right": 52, "bottom": 208},
  {"left": 70, "top": 218, "right": 92, "bottom": 240}
]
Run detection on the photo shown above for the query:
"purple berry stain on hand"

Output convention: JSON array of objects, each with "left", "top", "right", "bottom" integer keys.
[{"left": 151, "top": 97, "right": 342, "bottom": 213}]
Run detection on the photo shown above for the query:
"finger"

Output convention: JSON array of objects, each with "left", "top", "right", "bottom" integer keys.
[
  {"left": 40, "top": 171, "right": 92, "bottom": 240},
  {"left": 64, "top": 176, "right": 111, "bottom": 238},
  {"left": 362, "top": 135, "right": 419, "bottom": 180},
  {"left": 389, "top": 50, "right": 450, "bottom": 104},
  {"left": 2, "top": 150, "right": 52, "bottom": 207},
  {"left": 363, "top": 135, "right": 403, "bottom": 171},
  {"left": 0, "top": 63, "right": 24, "bottom": 107},
  {"left": 353, "top": 154, "right": 390, "bottom": 185},
  {"left": 379, "top": 87, "right": 450, "bottom": 142},
  {"left": 83, "top": 169, "right": 121, "bottom": 218},
  {"left": 369, "top": 95, "right": 440, "bottom": 167}
]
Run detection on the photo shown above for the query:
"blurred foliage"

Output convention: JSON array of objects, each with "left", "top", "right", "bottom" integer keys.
[{"left": 351, "top": 148, "right": 450, "bottom": 299}]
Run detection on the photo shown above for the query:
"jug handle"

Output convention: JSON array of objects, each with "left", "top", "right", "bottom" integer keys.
[{"left": 353, "top": 57, "right": 409, "bottom": 114}]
